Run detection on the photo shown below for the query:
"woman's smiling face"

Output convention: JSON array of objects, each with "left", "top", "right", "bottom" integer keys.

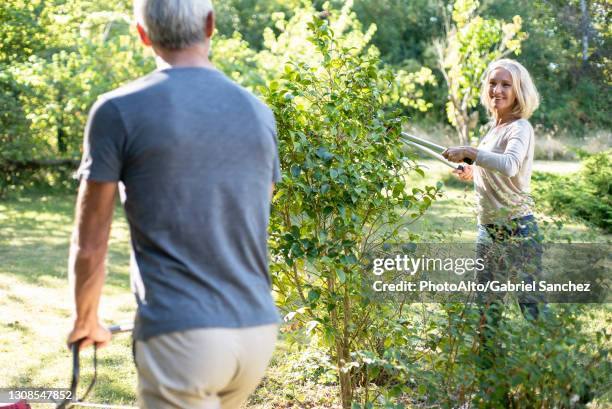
[{"left": 488, "top": 68, "right": 516, "bottom": 117}]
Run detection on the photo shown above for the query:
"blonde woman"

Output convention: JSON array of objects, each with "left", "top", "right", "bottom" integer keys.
[{"left": 443, "top": 59, "right": 543, "bottom": 324}]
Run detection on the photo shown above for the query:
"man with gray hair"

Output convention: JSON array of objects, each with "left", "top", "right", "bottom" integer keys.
[{"left": 66, "top": 0, "right": 280, "bottom": 407}]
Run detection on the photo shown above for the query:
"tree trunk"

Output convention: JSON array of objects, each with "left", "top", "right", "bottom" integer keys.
[
  {"left": 328, "top": 275, "right": 353, "bottom": 408},
  {"left": 57, "top": 126, "right": 67, "bottom": 153},
  {"left": 331, "top": 285, "right": 353, "bottom": 408},
  {"left": 339, "top": 365, "right": 352, "bottom": 408},
  {"left": 460, "top": 121, "right": 469, "bottom": 146},
  {"left": 580, "top": 0, "right": 590, "bottom": 68},
  {"left": 340, "top": 285, "right": 353, "bottom": 408},
  {"left": 456, "top": 108, "right": 469, "bottom": 146},
  {"left": 56, "top": 84, "right": 67, "bottom": 153},
  {"left": 337, "top": 338, "right": 352, "bottom": 408}
]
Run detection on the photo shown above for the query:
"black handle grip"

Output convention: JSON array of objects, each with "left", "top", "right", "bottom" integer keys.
[
  {"left": 463, "top": 157, "right": 473, "bottom": 165},
  {"left": 56, "top": 339, "right": 85, "bottom": 409},
  {"left": 56, "top": 324, "right": 134, "bottom": 408}
]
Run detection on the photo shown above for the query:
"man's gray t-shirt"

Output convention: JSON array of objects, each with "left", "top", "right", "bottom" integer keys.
[{"left": 76, "top": 67, "right": 281, "bottom": 341}]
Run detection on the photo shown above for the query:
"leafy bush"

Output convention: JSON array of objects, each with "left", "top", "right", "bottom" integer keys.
[
  {"left": 532, "top": 151, "right": 612, "bottom": 232},
  {"left": 265, "top": 15, "right": 440, "bottom": 408},
  {"left": 415, "top": 303, "right": 612, "bottom": 408}
]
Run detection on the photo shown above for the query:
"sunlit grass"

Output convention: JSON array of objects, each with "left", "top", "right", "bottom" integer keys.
[
  {"left": 0, "top": 192, "right": 136, "bottom": 408},
  {"left": 409, "top": 160, "right": 610, "bottom": 242}
]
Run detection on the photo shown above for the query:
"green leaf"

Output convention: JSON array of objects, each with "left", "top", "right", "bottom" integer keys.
[
  {"left": 418, "top": 383, "right": 427, "bottom": 395},
  {"left": 308, "top": 288, "right": 321, "bottom": 303},
  {"left": 392, "top": 182, "right": 405, "bottom": 197},
  {"left": 290, "top": 164, "right": 301, "bottom": 177},
  {"left": 316, "top": 147, "right": 334, "bottom": 160}
]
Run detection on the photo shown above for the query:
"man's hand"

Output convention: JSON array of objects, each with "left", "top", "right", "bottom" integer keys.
[
  {"left": 452, "top": 164, "right": 474, "bottom": 181},
  {"left": 67, "top": 320, "right": 112, "bottom": 350}
]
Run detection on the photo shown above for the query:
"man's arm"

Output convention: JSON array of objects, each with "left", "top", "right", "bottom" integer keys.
[{"left": 67, "top": 180, "right": 117, "bottom": 350}]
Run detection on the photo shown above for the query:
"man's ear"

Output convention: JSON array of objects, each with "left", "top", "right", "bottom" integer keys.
[
  {"left": 205, "top": 12, "right": 215, "bottom": 39},
  {"left": 136, "top": 23, "right": 152, "bottom": 46}
]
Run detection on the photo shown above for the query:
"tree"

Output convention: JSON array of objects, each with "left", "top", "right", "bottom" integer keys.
[
  {"left": 214, "top": 0, "right": 301, "bottom": 50},
  {"left": 351, "top": 0, "right": 444, "bottom": 66},
  {"left": 212, "top": 0, "right": 436, "bottom": 110},
  {"left": 434, "top": 0, "right": 526, "bottom": 144},
  {"left": 265, "top": 16, "right": 440, "bottom": 407},
  {"left": 1, "top": 0, "right": 154, "bottom": 193},
  {"left": 479, "top": 0, "right": 612, "bottom": 131}
]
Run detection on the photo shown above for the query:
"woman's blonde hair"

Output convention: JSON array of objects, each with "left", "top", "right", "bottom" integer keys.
[{"left": 480, "top": 59, "right": 540, "bottom": 120}]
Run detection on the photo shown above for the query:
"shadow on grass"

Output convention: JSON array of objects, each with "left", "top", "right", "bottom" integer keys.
[
  {"left": 1, "top": 320, "right": 33, "bottom": 336},
  {"left": 1, "top": 242, "right": 130, "bottom": 289},
  {"left": 5, "top": 293, "right": 26, "bottom": 305},
  {"left": 1, "top": 191, "right": 131, "bottom": 290}
]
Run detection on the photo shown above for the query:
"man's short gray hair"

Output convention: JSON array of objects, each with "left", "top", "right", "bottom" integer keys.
[{"left": 134, "top": 0, "right": 214, "bottom": 49}]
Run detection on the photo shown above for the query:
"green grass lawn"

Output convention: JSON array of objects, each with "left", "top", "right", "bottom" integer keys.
[
  {"left": 407, "top": 160, "right": 607, "bottom": 243},
  {"left": 0, "top": 160, "right": 609, "bottom": 408},
  {"left": 0, "top": 192, "right": 136, "bottom": 408}
]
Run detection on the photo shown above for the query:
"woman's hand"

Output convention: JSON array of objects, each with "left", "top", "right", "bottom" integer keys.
[
  {"left": 442, "top": 146, "right": 478, "bottom": 163},
  {"left": 453, "top": 164, "right": 473, "bottom": 181}
]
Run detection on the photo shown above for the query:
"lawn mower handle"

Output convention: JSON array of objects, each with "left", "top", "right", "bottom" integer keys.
[
  {"left": 107, "top": 323, "right": 134, "bottom": 334},
  {"left": 56, "top": 323, "right": 134, "bottom": 409}
]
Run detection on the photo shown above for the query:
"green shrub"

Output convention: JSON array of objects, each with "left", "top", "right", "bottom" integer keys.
[
  {"left": 476, "top": 304, "right": 611, "bottom": 408},
  {"left": 345, "top": 303, "right": 611, "bottom": 408},
  {"left": 387, "top": 303, "right": 611, "bottom": 408},
  {"left": 265, "top": 15, "right": 440, "bottom": 408},
  {"left": 532, "top": 151, "right": 612, "bottom": 233},
  {"left": 0, "top": 163, "right": 77, "bottom": 197}
]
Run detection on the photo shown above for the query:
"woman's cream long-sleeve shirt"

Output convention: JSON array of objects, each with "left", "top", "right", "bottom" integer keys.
[{"left": 473, "top": 119, "right": 536, "bottom": 225}]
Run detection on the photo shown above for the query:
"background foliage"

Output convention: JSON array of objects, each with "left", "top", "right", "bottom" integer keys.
[
  {"left": 1, "top": 0, "right": 610, "bottom": 406},
  {"left": 1, "top": 0, "right": 610, "bottom": 184},
  {"left": 533, "top": 150, "right": 612, "bottom": 233}
]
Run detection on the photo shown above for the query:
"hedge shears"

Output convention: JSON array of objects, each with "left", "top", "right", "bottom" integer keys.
[{"left": 401, "top": 132, "right": 473, "bottom": 171}]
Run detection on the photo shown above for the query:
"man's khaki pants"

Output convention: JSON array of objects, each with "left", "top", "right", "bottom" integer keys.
[{"left": 135, "top": 324, "right": 278, "bottom": 409}]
